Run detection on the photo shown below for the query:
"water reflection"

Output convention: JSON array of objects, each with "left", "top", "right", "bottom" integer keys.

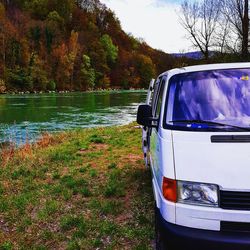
[
  {"left": 0, "top": 90, "right": 146, "bottom": 144},
  {"left": 168, "top": 69, "right": 250, "bottom": 127}
]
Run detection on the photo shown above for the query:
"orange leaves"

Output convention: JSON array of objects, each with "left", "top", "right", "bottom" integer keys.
[
  {"left": 69, "top": 30, "right": 79, "bottom": 56},
  {"left": 51, "top": 30, "right": 79, "bottom": 89},
  {"left": 53, "top": 31, "right": 79, "bottom": 64},
  {"left": 53, "top": 43, "right": 68, "bottom": 61},
  {"left": 0, "top": 145, "right": 15, "bottom": 167}
]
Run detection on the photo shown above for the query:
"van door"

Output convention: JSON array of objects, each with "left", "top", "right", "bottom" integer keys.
[{"left": 150, "top": 78, "right": 165, "bottom": 177}]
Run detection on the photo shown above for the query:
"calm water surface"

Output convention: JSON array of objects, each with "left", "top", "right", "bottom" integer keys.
[{"left": 0, "top": 90, "right": 146, "bottom": 144}]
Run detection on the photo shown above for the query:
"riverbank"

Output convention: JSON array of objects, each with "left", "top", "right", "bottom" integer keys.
[
  {"left": 0, "top": 88, "right": 146, "bottom": 95},
  {"left": 0, "top": 123, "right": 154, "bottom": 249}
]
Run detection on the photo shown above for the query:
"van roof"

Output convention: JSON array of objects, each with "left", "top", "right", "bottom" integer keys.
[{"left": 159, "top": 62, "right": 250, "bottom": 77}]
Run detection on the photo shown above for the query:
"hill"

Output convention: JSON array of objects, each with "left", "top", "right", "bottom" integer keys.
[
  {"left": 172, "top": 51, "right": 204, "bottom": 60},
  {"left": 172, "top": 51, "right": 216, "bottom": 60},
  {"left": 0, "top": 0, "right": 176, "bottom": 92}
]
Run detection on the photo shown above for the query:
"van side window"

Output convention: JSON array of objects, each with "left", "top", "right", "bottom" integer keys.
[
  {"left": 151, "top": 78, "right": 161, "bottom": 113},
  {"left": 154, "top": 80, "right": 165, "bottom": 119}
]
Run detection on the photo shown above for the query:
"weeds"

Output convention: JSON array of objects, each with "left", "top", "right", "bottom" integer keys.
[
  {"left": 89, "top": 134, "right": 105, "bottom": 144},
  {"left": 108, "top": 162, "right": 117, "bottom": 169},
  {"left": 104, "top": 169, "right": 125, "bottom": 197},
  {"left": 0, "top": 242, "right": 12, "bottom": 250},
  {"left": 60, "top": 215, "right": 86, "bottom": 232}
]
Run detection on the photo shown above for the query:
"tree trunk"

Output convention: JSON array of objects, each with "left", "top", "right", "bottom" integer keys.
[{"left": 242, "top": 0, "right": 249, "bottom": 59}]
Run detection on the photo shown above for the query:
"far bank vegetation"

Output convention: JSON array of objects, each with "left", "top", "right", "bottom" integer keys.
[{"left": 0, "top": 0, "right": 175, "bottom": 93}]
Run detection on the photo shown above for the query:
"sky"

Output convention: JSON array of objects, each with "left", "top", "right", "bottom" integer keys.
[{"left": 99, "top": 0, "right": 193, "bottom": 53}]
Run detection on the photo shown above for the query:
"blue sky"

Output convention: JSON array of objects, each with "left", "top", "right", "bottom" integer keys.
[{"left": 100, "top": 0, "right": 192, "bottom": 53}]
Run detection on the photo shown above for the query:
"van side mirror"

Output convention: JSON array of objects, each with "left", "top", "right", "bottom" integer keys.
[{"left": 137, "top": 104, "right": 157, "bottom": 127}]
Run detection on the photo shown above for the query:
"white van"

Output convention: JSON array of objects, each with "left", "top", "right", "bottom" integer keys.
[{"left": 137, "top": 63, "right": 250, "bottom": 250}]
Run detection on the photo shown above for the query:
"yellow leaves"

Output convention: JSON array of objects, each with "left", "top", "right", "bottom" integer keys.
[{"left": 103, "top": 75, "right": 111, "bottom": 88}]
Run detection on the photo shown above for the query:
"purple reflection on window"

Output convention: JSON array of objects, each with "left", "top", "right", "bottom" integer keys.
[{"left": 167, "top": 69, "right": 250, "bottom": 127}]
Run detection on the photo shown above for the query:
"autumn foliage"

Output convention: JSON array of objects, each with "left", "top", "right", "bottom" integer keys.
[{"left": 0, "top": 0, "right": 176, "bottom": 92}]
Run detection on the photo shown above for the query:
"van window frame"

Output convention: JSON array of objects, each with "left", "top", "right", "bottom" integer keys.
[
  {"left": 151, "top": 77, "right": 162, "bottom": 113},
  {"left": 152, "top": 77, "right": 166, "bottom": 130}
]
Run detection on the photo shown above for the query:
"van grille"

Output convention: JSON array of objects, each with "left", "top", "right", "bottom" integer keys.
[
  {"left": 221, "top": 221, "right": 250, "bottom": 233},
  {"left": 220, "top": 190, "right": 250, "bottom": 210}
]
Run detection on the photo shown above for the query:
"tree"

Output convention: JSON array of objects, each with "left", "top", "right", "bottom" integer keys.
[
  {"left": 45, "top": 11, "right": 65, "bottom": 48},
  {"left": 6, "top": 67, "right": 32, "bottom": 90},
  {"left": 0, "top": 79, "right": 6, "bottom": 93},
  {"left": 134, "top": 54, "right": 156, "bottom": 88},
  {"left": 47, "top": 80, "right": 56, "bottom": 90},
  {"left": 80, "top": 54, "right": 95, "bottom": 89},
  {"left": 52, "top": 43, "right": 69, "bottom": 89},
  {"left": 221, "top": 0, "right": 249, "bottom": 59},
  {"left": 68, "top": 30, "right": 79, "bottom": 88},
  {"left": 0, "top": 3, "right": 6, "bottom": 75},
  {"left": 29, "top": 25, "right": 41, "bottom": 51},
  {"left": 100, "top": 34, "right": 118, "bottom": 64},
  {"left": 30, "top": 56, "right": 48, "bottom": 91},
  {"left": 88, "top": 38, "right": 110, "bottom": 88},
  {"left": 7, "top": 39, "right": 21, "bottom": 68},
  {"left": 52, "top": 31, "right": 79, "bottom": 90},
  {"left": 24, "top": 0, "right": 49, "bottom": 19},
  {"left": 179, "top": 0, "right": 221, "bottom": 61},
  {"left": 48, "top": 0, "right": 75, "bottom": 23}
]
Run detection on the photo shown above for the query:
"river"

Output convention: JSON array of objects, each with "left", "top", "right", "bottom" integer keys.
[{"left": 0, "top": 90, "right": 147, "bottom": 144}]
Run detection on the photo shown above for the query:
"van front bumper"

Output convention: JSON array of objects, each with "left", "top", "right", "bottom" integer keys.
[{"left": 156, "top": 208, "right": 250, "bottom": 250}]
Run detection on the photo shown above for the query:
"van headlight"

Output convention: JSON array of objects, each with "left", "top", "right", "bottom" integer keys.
[{"left": 178, "top": 181, "right": 219, "bottom": 207}]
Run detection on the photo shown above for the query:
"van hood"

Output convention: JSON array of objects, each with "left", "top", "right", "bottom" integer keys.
[{"left": 172, "top": 131, "right": 250, "bottom": 190}]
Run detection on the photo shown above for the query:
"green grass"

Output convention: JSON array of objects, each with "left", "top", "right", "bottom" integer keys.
[{"left": 0, "top": 123, "right": 154, "bottom": 249}]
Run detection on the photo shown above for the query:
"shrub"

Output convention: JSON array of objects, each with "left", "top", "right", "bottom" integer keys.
[
  {"left": 0, "top": 79, "right": 6, "bottom": 93},
  {"left": 47, "top": 80, "right": 56, "bottom": 91}
]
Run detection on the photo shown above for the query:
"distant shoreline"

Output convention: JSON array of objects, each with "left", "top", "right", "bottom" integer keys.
[{"left": 0, "top": 88, "right": 147, "bottom": 95}]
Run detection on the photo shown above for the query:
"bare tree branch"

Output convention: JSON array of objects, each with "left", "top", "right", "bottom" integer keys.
[{"left": 179, "top": 0, "right": 221, "bottom": 61}]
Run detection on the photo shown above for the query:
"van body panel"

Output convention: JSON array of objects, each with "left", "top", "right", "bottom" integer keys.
[
  {"left": 159, "top": 62, "right": 250, "bottom": 79},
  {"left": 150, "top": 128, "right": 176, "bottom": 224},
  {"left": 156, "top": 207, "right": 250, "bottom": 250},
  {"left": 160, "top": 200, "right": 176, "bottom": 224},
  {"left": 172, "top": 130, "right": 250, "bottom": 190},
  {"left": 150, "top": 129, "right": 175, "bottom": 183},
  {"left": 159, "top": 129, "right": 176, "bottom": 179},
  {"left": 176, "top": 203, "right": 250, "bottom": 231},
  {"left": 152, "top": 178, "right": 160, "bottom": 208}
]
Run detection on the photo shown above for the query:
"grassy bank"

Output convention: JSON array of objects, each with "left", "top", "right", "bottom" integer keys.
[{"left": 0, "top": 124, "right": 154, "bottom": 250}]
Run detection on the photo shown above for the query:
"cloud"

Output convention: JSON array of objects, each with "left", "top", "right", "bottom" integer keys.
[{"left": 100, "top": 0, "right": 192, "bottom": 53}]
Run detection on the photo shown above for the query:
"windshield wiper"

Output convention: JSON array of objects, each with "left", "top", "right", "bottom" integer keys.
[{"left": 169, "top": 119, "right": 250, "bottom": 131}]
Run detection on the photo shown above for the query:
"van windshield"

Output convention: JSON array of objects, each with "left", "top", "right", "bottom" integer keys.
[{"left": 165, "top": 68, "right": 250, "bottom": 131}]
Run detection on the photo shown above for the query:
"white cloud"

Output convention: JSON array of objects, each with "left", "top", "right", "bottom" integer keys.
[{"left": 100, "top": 0, "right": 193, "bottom": 53}]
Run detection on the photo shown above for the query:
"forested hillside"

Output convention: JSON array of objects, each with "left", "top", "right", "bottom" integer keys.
[{"left": 0, "top": 0, "right": 177, "bottom": 92}]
